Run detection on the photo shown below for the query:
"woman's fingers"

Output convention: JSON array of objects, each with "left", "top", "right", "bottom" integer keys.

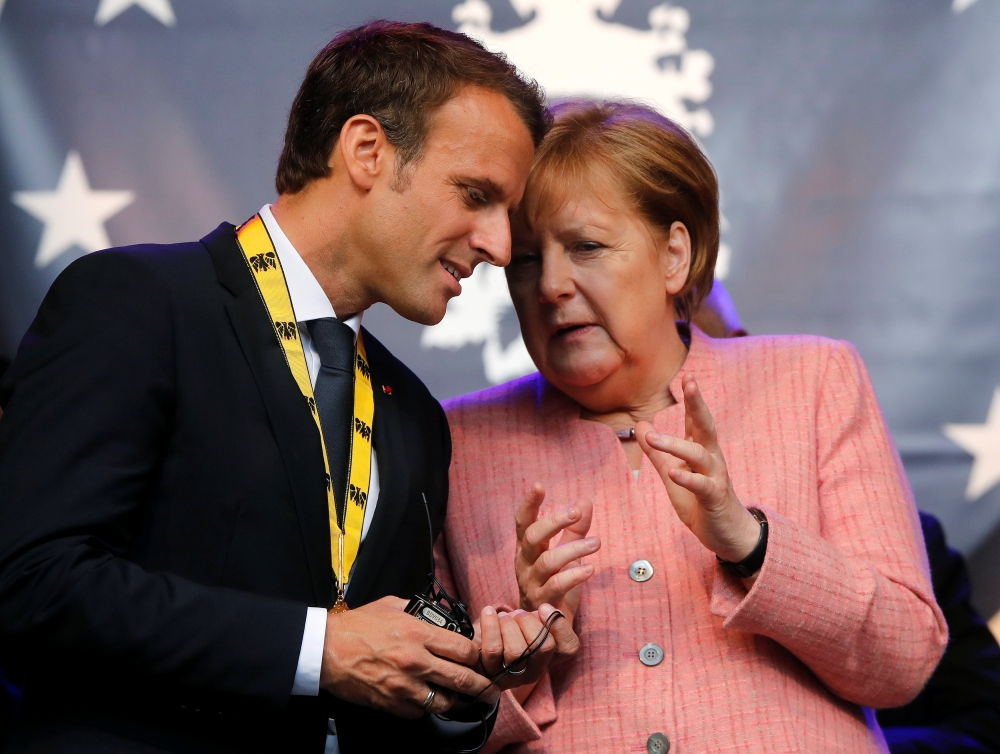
[
  {"left": 512, "top": 610, "right": 554, "bottom": 664},
  {"left": 538, "top": 603, "right": 581, "bottom": 664},
  {"left": 641, "top": 432, "right": 713, "bottom": 476},
  {"left": 498, "top": 611, "right": 529, "bottom": 666},
  {"left": 666, "top": 466, "right": 718, "bottom": 501},
  {"left": 521, "top": 506, "right": 583, "bottom": 563},
  {"left": 682, "top": 374, "right": 719, "bottom": 448},
  {"left": 557, "top": 497, "right": 594, "bottom": 543},
  {"left": 478, "top": 606, "right": 505, "bottom": 678},
  {"left": 515, "top": 483, "right": 546, "bottom": 542},
  {"left": 536, "top": 564, "right": 595, "bottom": 606},
  {"left": 535, "top": 538, "right": 600, "bottom": 582},
  {"left": 635, "top": 421, "right": 684, "bottom": 475}
]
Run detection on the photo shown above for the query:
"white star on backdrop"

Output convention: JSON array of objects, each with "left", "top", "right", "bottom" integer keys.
[
  {"left": 944, "top": 387, "right": 1000, "bottom": 500},
  {"left": 95, "top": 0, "right": 176, "bottom": 26},
  {"left": 11, "top": 151, "right": 134, "bottom": 268}
]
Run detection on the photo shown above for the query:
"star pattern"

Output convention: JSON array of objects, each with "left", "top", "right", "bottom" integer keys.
[
  {"left": 95, "top": 0, "right": 176, "bottom": 27},
  {"left": 944, "top": 387, "right": 1000, "bottom": 500},
  {"left": 12, "top": 151, "right": 135, "bottom": 268}
]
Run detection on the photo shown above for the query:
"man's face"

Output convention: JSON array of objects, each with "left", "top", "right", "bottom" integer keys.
[{"left": 361, "top": 86, "right": 536, "bottom": 325}]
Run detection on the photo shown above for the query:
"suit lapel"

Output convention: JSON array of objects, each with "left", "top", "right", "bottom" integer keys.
[
  {"left": 346, "top": 330, "right": 412, "bottom": 605},
  {"left": 204, "top": 224, "right": 332, "bottom": 606}
]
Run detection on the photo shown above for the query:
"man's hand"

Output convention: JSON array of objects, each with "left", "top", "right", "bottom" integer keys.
[
  {"left": 319, "top": 596, "right": 494, "bottom": 719},
  {"left": 515, "top": 484, "right": 600, "bottom": 624}
]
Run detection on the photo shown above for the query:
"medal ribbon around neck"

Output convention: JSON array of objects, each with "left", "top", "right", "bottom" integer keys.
[{"left": 236, "top": 215, "right": 374, "bottom": 602}]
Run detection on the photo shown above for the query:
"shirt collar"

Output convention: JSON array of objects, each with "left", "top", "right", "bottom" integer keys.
[{"left": 258, "top": 204, "right": 362, "bottom": 339}]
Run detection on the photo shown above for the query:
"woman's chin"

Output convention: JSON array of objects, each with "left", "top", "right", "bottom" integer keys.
[{"left": 544, "top": 356, "right": 621, "bottom": 390}]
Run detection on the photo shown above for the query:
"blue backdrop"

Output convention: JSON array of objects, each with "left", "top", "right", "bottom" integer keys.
[{"left": 2, "top": 0, "right": 999, "bottom": 617}]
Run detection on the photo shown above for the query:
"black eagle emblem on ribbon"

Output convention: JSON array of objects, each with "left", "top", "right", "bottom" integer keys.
[
  {"left": 354, "top": 417, "right": 371, "bottom": 441},
  {"left": 274, "top": 321, "right": 297, "bottom": 340},
  {"left": 356, "top": 354, "right": 371, "bottom": 380},
  {"left": 249, "top": 252, "right": 278, "bottom": 272},
  {"left": 348, "top": 484, "right": 368, "bottom": 507}
]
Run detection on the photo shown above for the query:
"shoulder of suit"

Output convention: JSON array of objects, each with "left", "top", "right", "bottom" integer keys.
[
  {"left": 360, "top": 328, "right": 441, "bottom": 412},
  {"left": 695, "top": 326, "right": 860, "bottom": 375},
  {"left": 62, "top": 234, "right": 222, "bottom": 296}
]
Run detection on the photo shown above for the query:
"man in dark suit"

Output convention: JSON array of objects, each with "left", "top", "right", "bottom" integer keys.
[{"left": 0, "top": 22, "right": 579, "bottom": 753}]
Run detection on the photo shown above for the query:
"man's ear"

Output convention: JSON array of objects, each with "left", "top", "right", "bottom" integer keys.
[
  {"left": 660, "top": 221, "right": 692, "bottom": 296},
  {"left": 334, "top": 114, "right": 394, "bottom": 191}
]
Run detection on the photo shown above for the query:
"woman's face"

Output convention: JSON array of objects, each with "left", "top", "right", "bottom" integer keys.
[{"left": 507, "top": 169, "right": 691, "bottom": 409}]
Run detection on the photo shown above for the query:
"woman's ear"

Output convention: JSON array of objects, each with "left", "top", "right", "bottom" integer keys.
[{"left": 660, "top": 221, "right": 692, "bottom": 296}]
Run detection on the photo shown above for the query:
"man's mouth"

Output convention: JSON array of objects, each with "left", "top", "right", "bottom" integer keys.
[{"left": 441, "top": 260, "right": 470, "bottom": 283}]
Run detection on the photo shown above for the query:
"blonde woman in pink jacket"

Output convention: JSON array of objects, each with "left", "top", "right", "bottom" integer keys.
[{"left": 437, "top": 100, "right": 948, "bottom": 753}]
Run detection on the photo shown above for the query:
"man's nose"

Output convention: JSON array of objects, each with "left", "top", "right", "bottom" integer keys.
[{"left": 470, "top": 209, "right": 512, "bottom": 267}]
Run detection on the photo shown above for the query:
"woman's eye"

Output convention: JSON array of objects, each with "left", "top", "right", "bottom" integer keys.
[
  {"left": 575, "top": 241, "right": 603, "bottom": 252},
  {"left": 510, "top": 251, "right": 541, "bottom": 267}
]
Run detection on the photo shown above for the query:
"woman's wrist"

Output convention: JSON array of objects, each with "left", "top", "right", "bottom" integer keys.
[{"left": 714, "top": 505, "right": 764, "bottom": 563}]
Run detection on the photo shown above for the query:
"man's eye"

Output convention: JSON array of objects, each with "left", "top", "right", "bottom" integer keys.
[{"left": 466, "top": 187, "right": 487, "bottom": 204}]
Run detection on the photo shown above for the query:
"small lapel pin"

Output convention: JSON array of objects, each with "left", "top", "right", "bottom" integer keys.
[{"left": 382, "top": 385, "right": 392, "bottom": 395}]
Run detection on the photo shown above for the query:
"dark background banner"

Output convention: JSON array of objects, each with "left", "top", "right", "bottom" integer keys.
[{"left": 1, "top": 0, "right": 999, "bottom": 619}]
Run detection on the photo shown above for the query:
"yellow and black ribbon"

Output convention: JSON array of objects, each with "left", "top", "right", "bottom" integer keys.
[{"left": 236, "top": 215, "right": 374, "bottom": 594}]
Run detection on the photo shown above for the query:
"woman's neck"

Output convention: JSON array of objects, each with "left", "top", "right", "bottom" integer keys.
[{"left": 578, "top": 322, "right": 689, "bottom": 432}]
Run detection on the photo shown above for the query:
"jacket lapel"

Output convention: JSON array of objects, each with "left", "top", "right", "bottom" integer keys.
[
  {"left": 203, "top": 224, "right": 332, "bottom": 606},
  {"left": 346, "top": 330, "right": 412, "bottom": 605}
]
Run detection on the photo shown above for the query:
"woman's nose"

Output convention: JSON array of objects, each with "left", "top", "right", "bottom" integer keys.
[{"left": 539, "top": 249, "right": 575, "bottom": 302}]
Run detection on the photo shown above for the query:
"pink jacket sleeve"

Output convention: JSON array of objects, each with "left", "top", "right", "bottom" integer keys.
[
  {"left": 434, "top": 535, "right": 559, "bottom": 751},
  {"left": 710, "top": 341, "right": 948, "bottom": 708}
]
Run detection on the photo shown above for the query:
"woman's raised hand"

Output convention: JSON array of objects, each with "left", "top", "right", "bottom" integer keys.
[
  {"left": 635, "top": 373, "right": 762, "bottom": 570},
  {"left": 514, "top": 484, "right": 600, "bottom": 624}
]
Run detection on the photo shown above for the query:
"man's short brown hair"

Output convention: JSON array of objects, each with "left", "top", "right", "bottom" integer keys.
[
  {"left": 275, "top": 20, "right": 550, "bottom": 195},
  {"left": 524, "top": 99, "right": 720, "bottom": 322}
]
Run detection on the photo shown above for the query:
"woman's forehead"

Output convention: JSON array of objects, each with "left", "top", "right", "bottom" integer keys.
[{"left": 522, "top": 159, "right": 633, "bottom": 228}]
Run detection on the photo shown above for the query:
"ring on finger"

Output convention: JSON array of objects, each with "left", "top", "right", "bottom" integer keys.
[
  {"left": 420, "top": 688, "right": 436, "bottom": 710},
  {"left": 501, "top": 658, "right": 528, "bottom": 676}
]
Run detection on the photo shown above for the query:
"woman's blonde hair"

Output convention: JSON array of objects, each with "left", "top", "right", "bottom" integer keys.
[{"left": 524, "top": 99, "right": 720, "bottom": 321}]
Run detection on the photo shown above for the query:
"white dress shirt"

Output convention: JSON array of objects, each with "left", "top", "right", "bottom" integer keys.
[{"left": 258, "top": 205, "right": 381, "bottom": 701}]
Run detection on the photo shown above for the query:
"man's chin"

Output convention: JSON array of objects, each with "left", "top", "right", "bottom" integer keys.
[{"left": 386, "top": 293, "right": 450, "bottom": 327}]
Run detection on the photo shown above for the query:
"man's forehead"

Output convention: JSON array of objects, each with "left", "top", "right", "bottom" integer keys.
[{"left": 425, "top": 88, "right": 532, "bottom": 155}]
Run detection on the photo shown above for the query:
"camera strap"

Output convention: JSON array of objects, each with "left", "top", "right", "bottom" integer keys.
[{"left": 235, "top": 214, "right": 374, "bottom": 606}]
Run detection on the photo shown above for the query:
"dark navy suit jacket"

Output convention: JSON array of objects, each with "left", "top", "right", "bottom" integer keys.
[{"left": 0, "top": 224, "right": 486, "bottom": 753}]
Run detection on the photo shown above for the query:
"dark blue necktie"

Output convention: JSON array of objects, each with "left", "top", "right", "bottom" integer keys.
[{"left": 308, "top": 318, "right": 356, "bottom": 518}]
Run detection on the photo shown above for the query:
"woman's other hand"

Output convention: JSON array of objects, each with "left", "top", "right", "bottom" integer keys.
[
  {"left": 514, "top": 484, "right": 600, "bottom": 623},
  {"left": 636, "top": 373, "right": 762, "bottom": 574}
]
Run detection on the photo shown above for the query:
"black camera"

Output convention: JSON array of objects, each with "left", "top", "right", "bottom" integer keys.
[
  {"left": 406, "top": 494, "right": 475, "bottom": 640},
  {"left": 405, "top": 582, "right": 474, "bottom": 639}
]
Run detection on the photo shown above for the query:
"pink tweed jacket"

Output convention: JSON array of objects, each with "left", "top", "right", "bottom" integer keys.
[{"left": 439, "top": 328, "right": 948, "bottom": 754}]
